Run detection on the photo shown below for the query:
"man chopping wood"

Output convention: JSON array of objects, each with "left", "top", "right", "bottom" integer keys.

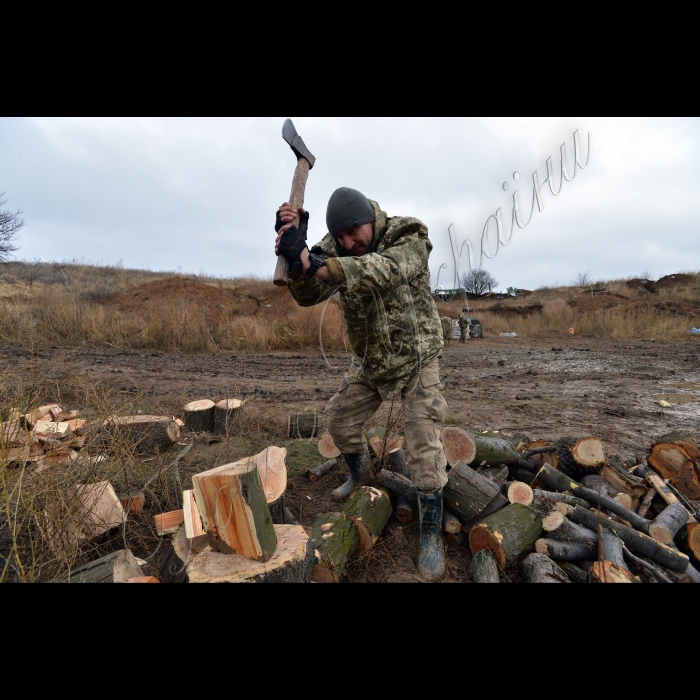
[{"left": 274, "top": 187, "right": 449, "bottom": 581}]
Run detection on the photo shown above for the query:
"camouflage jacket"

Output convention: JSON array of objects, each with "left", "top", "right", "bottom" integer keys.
[
  {"left": 288, "top": 200, "right": 444, "bottom": 400},
  {"left": 459, "top": 313, "right": 470, "bottom": 328}
]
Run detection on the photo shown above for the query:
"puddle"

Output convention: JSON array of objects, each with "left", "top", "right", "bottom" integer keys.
[{"left": 653, "top": 393, "right": 697, "bottom": 405}]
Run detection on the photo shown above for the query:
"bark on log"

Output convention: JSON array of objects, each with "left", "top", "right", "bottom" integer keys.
[
  {"left": 536, "top": 539, "right": 597, "bottom": 562},
  {"left": 482, "top": 466, "right": 509, "bottom": 483},
  {"left": 317, "top": 433, "right": 341, "bottom": 460},
  {"left": 535, "top": 464, "right": 650, "bottom": 534},
  {"left": 570, "top": 506, "right": 690, "bottom": 573},
  {"left": 676, "top": 522, "right": 700, "bottom": 563},
  {"left": 444, "top": 461, "right": 507, "bottom": 524},
  {"left": 470, "top": 549, "right": 500, "bottom": 583},
  {"left": 602, "top": 528, "right": 628, "bottom": 570},
  {"left": 443, "top": 508, "right": 463, "bottom": 535},
  {"left": 183, "top": 400, "right": 215, "bottom": 433},
  {"left": 395, "top": 495, "right": 414, "bottom": 524},
  {"left": 340, "top": 487, "right": 392, "bottom": 554},
  {"left": 581, "top": 475, "right": 620, "bottom": 499},
  {"left": 521, "top": 553, "right": 571, "bottom": 583},
  {"left": 213, "top": 399, "right": 244, "bottom": 437},
  {"left": 590, "top": 561, "right": 640, "bottom": 584},
  {"left": 468, "top": 430, "right": 536, "bottom": 470},
  {"left": 187, "top": 526, "right": 316, "bottom": 583},
  {"left": 648, "top": 439, "right": 700, "bottom": 500},
  {"left": 533, "top": 490, "right": 592, "bottom": 510},
  {"left": 509, "top": 466, "right": 537, "bottom": 485},
  {"left": 104, "top": 415, "right": 181, "bottom": 454},
  {"left": 602, "top": 455, "right": 648, "bottom": 508},
  {"left": 555, "top": 437, "right": 606, "bottom": 481},
  {"left": 311, "top": 512, "right": 360, "bottom": 583},
  {"left": 308, "top": 459, "right": 338, "bottom": 483},
  {"left": 638, "top": 488, "right": 658, "bottom": 518},
  {"left": 649, "top": 503, "right": 689, "bottom": 545},
  {"left": 192, "top": 460, "right": 277, "bottom": 561},
  {"left": 621, "top": 545, "right": 674, "bottom": 584},
  {"left": 375, "top": 469, "right": 417, "bottom": 505},
  {"left": 557, "top": 562, "right": 590, "bottom": 584},
  {"left": 547, "top": 519, "right": 599, "bottom": 546},
  {"left": 51, "top": 549, "right": 142, "bottom": 584},
  {"left": 387, "top": 448, "right": 410, "bottom": 477},
  {"left": 442, "top": 427, "right": 477, "bottom": 467},
  {"left": 642, "top": 469, "right": 698, "bottom": 522},
  {"left": 524, "top": 441, "right": 560, "bottom": 472},
  {"left": 469, "top": 504, "right": 543, "bottom": 570},
  {"left": 238, "top": 447, "right": 288, "bottom": 526},
  {"left": 447, "top": 531, "right": 468, "bottom": 549}
]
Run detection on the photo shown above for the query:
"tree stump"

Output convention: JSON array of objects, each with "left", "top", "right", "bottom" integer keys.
[
  {"left": 310, "top": 512, "right": 360, "bottom": 583},
  {"left": 187, "top": 526, "right": 316, "bottom": 583},
  {"left": 649, "top": 503, "right": 689, "bottom": 545},
  {"left": 394, "top": 496, "right": 414, "bottom": 524},
  {"left": 308, "top": 459, "right": 338, "bottom": 483},
  {"left": 676, "top": 522, "right": 700, "bottom": 562},
  {"left": 341, "top": 487, "right": 392, "bottom": 554},
  {"left": 470, "top": 549, "right": 500, "bottom": 583},
  {"left": 104, "top": 415, "right": 181, "bottom": 454},
  {"left": 51, "top": 549, "right": 142, "bottom": 584},
  {"left": 521, "top": 554, "right": 570, "bottom": 583},
  {"left": 648, "top": 436, "right": 700, "bottom": 500},
  {"left": 444, "top": 461, "right": 508, "bottom": 525},
  {"left": 469, "top": 504, "right": 543, "bottom": 570},
  {"left": 288, "top": 412, "right": 318, "bottom": 439},
  {"left": 213, "top": 399, "right": 244, "bottom": 437},
  {"left": 318, "top": 433, "right": 341, "bottom": 459},
  {"left": 183, "top": 400, "right": 216, "bottom": 433},
  {"left": 555, "top": 437, "right": 606, "bottom": 481},
  {"left": 192, "top": 460, "right": 277, "bottom": 561},
  {"left": 442, "top": 427, "right": 477, "bottom": 467}
]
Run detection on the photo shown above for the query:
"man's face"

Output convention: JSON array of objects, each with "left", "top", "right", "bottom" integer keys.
[{"left": 336, "top": 223, "right": 375, "bottom": 257}]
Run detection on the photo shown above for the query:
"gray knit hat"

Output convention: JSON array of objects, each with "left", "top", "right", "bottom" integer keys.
[{"left": 326, "top": 187, "right": 375, "bottom": 237}]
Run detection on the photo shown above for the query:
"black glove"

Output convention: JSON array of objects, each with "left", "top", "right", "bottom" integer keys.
[
  {"left": 277, "top": 212, "right": 310, "bottom": 264},
  {"left": 275, "top": 210, "right": 309, "bottom": 239}
]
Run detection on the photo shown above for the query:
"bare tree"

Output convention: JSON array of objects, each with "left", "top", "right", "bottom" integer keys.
[
  {"left": 462, "top": 269, "right": 498, "bottom": 297},
  {"left": 573, "top": 270, "right": 593, "bottom": 286},
  {"left": 0, "top": 194, "right": 25, "bottom": 262}
]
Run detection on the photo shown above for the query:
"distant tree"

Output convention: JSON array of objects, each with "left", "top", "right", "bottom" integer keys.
[
  {"left": 462, "top": 269, "right": 498, "bottom": 297},
  {"left": 0, "top": 193, "right": 25, "bottom": 263},
  {"left": 573, "top": 270, "right": 593, "bottom": 286}
]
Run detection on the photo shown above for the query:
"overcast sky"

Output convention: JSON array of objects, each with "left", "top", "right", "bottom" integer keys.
[{"left": 1, "top": 117, "right": 698, "bottom": 290}]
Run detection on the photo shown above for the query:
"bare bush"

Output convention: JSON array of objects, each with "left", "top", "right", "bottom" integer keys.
[
  {"left": 0, "top": 194, "right": 25, "bottom": 263},
  {"left": 573, "top": 270, "right": 593, "bottom": 286}
]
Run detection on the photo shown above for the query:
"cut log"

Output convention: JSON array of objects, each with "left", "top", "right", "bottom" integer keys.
[
  {"left": 469, "top": 430, "right": 536, "bottom": 470},
  {"left": 535, "top": 464, "right": 650, "bottom": 534},
  {"left": 51, "top": 549, "right": 142, "bottom": 584},
  {"left": 387, "top": 448, "right": 410, "bottom": 478},
  {"left": 308, "top": 459, "right": 338, "bottom": 483},
  {"left": 676, "top": 522, "right": 700, "bottom": 563},
  {"left": 602, "top": 528, "right": 628, "bottom": 570},
  {"left": 444, "top": 461, "right": 508, "bottom": 525},
  {"left": 602, "top": 455, "right": 648, "bottom": 508},
  {"left": 470, "top": 549, "right": 500, "bottom": 583},
  {"left": 648, "top": 440, "right": 700, "bottom": 500},
  {"left": 642, "top": 469, "right": 698, "bottom": 523},
  {"left": 238, "top": 447, "right": 288, "bottom": 525},
  {"left": 506, "top": 482, "right": 534, "bottom": 507},
  {"left": 621, "top": 545, "right": 674, "bottom": 584},
  {"left": 192, "top": 459, "right": 277, "bottom": 561},
  {"left": 509, "top": 466, "right": 537, "bottom": 485},
  {"left": 341, "top": 487, "right": 392, "bottom": 554},
  {"left": 649, "top": 503, "right": 689, "bottom": 545},
  {"left": 557, "top": 562, "right": 590, "bottom": 584},
  {"left": 442, "top": 427, "right": 477, "bottom": 467},
  {"left": 614, "top": 493, "right": 633, "bottom": 510},
  {"left": 183, "top": 400, "right": 216, "bottom": 433},
  {"left": 35, "top": 421, "right": 73, "bottom": 439},
  {"left": 442, "top": 508, "right": 463, "bottom": 535},
  {"left": 318, "top": 433, "right": 341, "bottom": 460},
  {"left": 521, "top": 553, "right": 570, "bottom": 583},
  {"left": 581, "top": 475, "right": 619, "bottom": 499},
  {"left": 547, "top": 519, "right": 599, "bottom": 546},
  {"left": 536, "top": 538, "right": 597, "bottom": 562},
  {"left": 570, "top": 506, "right": 690, "bottom": 573},
  {"left": 555, "top": 437, "right": 606, "bottom": 481},
  {"left": 469, "top": 504, "right": 543, "bottom": 570},
  {"left": 461, "top": 493, "right": 510, "bottom": 534},
  {"left": 183, "top": 489, "right": 208, "bottom": 549},
  {"left": 26, "top": 404, "right": 62, "bottom": 427},
  {"left": 155, "top": 510, "right": 185, "bottom": 536},
  {"left": 104, "top": 415, "right": 181, "bottom": 454},
  {"left": 375, "top": 469, "right": 417, "bottom": 505},
  {"left": 213, "top": 399, "right": 244, "bottom": 437},
  {"left": 482, "top": 466, "right": 509, "bottom": 483},
  {"left": 509, "top": 434, "right": 532, "bottom": 451},
  {"left": 525, "top": 441, "right": 560, "bottom": 472},
  {"left": 311, "top": 512, "right": 360, "bottom": 583},
  {"left": 64, "top": 481, "right": 125, "bottom": 543},
  {"left": 368, "top": 434, "right": 404, "bottom": 459},
  {"left": 394, "top": 496, "right": 414, "bottom": 524},
  {"left": 590, "top": 561, "right": 640, "bottom": 584},
  {"left": 287, "top": 412, "right": 318, "bottom": 439},
  {"left": 187, "top": 526, "right": 316, "bottom": 583},
  {"left": 541, "top": 511, "right": 566, "bottom": 533}
]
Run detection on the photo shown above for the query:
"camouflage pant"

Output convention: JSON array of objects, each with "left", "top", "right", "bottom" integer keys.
[{"left": 325, "top": 360, "right": 449, "bottom": 491}]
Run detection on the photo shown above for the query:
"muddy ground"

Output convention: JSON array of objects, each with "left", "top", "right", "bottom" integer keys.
[{"left": 3, "top": 336, "right": 699, "bottom": 583}]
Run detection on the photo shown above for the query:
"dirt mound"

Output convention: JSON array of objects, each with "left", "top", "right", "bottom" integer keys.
[
  {"left": 626, "top": 279, "right": 657, "bottom": 294},
  {"left": 569, "top": 295, "right": 626, "bottom": 311},
  {"left": 487, "top": 304, "right": 543, "bottom": 318},
  {"left": 655, "top": 273, "right": 698, "bottom": 290},
  {"left": 108, "top": 278, "right": 299, "bottom": 324},
  {"left": 627, "top": 299, "right": 700, "bottom": 317}
]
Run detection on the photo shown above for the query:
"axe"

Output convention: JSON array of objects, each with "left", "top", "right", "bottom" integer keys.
[{"left": 274, "top": 119, "right": 317, "bottom": 287}]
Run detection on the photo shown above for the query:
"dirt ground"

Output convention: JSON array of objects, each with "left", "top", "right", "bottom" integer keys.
[{"left": 3, "top": 335, "right": 699, "bottom": 583}]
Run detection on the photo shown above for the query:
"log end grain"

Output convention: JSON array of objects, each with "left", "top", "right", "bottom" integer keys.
[
  {"left": 443, "top": 427, "right": 477, "bottom": 467},
  {"left": 507, "top": 482, "right": 534, "bottom": 507},
  {"left": 318, "top": 433, "right": 342, "bottom": 460}
]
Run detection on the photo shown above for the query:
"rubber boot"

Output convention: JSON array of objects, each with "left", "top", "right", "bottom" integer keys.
[
  {"left": 417, "top": 489, "right": 446, "bottom": 582},
  {"left": 332, "top": 451, "right": 372, "bottom": 503}
]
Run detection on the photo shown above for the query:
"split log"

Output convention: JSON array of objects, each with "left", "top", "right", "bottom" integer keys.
[
  {"left": 442, "top": 427, "right": 477, "bottom": 467},
  {"left": 590, "top": 561, "right": 640, "bottom": 584},
  {"left": 192, "top": 460, "right": 277, "bottom": 561},
  {"left": 557, "top": 562, "right": 590, "bottom": 584},
  {"left": 394, "top": 496, "right": 414, "bottom": 524},
  {"left": 521, "top": 554, "right": 570, "bottom": 583},
  {"left": 536, "top": 538, "right": 596, "bottom": 562},
  {"left": 570, "top": 506, "right": 690, "bottom": 573},
  {"left": 469, "top": 504, "right": 543, "bottom": 570},
  {"left": 648, "top": 436, "right": 700, "bottom": 500},
  {"left": 51, "top": 549, "right": 142, "bottom": 584},
  {"left": 183, "top": 489, "right": 208, "bottom": 549},
  {"left": 288, "top": 412, "right": 318, "bottom": 439},
  {"left": 26, "top": 404, "right": 62, "bottom": 427},
  {"left": 676, "top": 523, "right": 700, "bottom": 563},
  {"left": 308, "top": 459, "right": 338, "bottom": 483},
  {"left": 442, "top": 508, "right": 463, "bottom": 535},
  {"left": 505, "top": 482, "right": 534, "bottom": 507},
  {"left": 535, "top": 464, "right": 650, "bottom": 534},
  {"left": 482, "top": 466, "right": 509, "bottom": 483},
  {"left": 155, "top": 510, "right": 185, "bottom": 536},
  {"left": 470, "top": 549, "right": 500, "bottom": 583},
  {"left": 59, "top": 481, "right": 125, "bottom": 545},
  {"left": 444, "top": 461, "right": 508, "bottom": 525},
  {"left": 387, "top": 448, "right": 410, "bottom": 478},
  {"left": 318, "top": 433, "right": 341, "bottom": 460},
  {"left": 241, "top": 447, "right": 288, "bottom": 525},
  {"left": 447, "top": 531, "right": 468, "bottom": 549},
  {"left": 187, "top": 526, "right": 316, "bottom": 583},
  {"left": 554, "top": 437, "right": 606, "bottom": 481},
  {"left": 35, "top": 421, "right": 73, "bottom": 439},
  {"left": 649, "top": 503, "right": 689, "bottom": 545},
  {"left": 120, "top": 492, "right": 145, "bottom": 516},
  {"left": 310, "top": 512, "right": 360, "bottom": 583},
  {"left": 341, "top": 487, "right": 392, "bottom": 554},
  {"left": 0, "top": 419, "right": 27, "bottom": 447},
  {"left": 183, "top": 400, "right": 216, "bottom": 433},
  {"left": 602, "top": 455, "right": 647, "bottom": 508},
  {"left": 214, "top": 399, "right": 244, "bottom": 437},
  {"left": 104, "top": 415, "right": 181, "bottom": 454},
  {"left": 581, "top": 475, "right": 619, "bottom": 499}
]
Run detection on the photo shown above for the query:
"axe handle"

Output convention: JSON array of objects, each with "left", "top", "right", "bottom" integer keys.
[{"left": 274, "top": 157, "right": 311, "bottom": 287}]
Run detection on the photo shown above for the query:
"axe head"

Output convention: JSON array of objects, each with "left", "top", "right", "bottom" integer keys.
[{"left": 282, "top": 119, "right": 316, "bottom": 169}]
